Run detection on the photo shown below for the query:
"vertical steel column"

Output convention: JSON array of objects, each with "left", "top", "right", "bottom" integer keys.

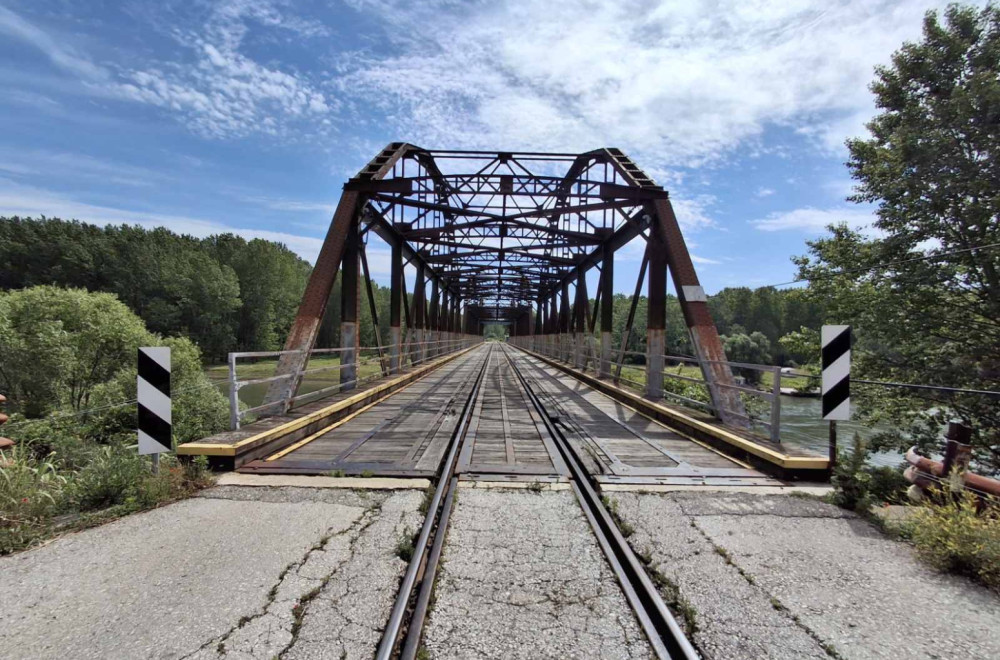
[
  {"left": 429, "top": 279, "right": 439, "bottom": 359},
  {"left": 549, "top": 295, "right": 558, "bottom": 359},
  {"left": 389, "top": 238, "right": 402, "bottom": 374},
  {"left": 646, "top": 231, "right": 666, "bottom": 400},
  {"left": 600, "top": 242, "right": 614, "bottom": 378},
  {"left": 559, "top": 283, "right": 571, "bottom": 362},
  {"left": 263, "top": 191, "right": 361, "bottom": 410},
  {"left": 441, "top": 292, "right": 450, "bottom": 355},
  {"left": 534, "top": 296, "right": 543, "bottom": 353},
  {"left": 413, "top": 263, "right": 426, "bottom": 365},
  {"left": 340, "top": 218, "right": 361, "bottom": 391},
  {"left": 574, "top": 271, "right": 587, "bottom": 370},
  {"left": 651, "top": 199, "right": 746, "bottom": 425}
]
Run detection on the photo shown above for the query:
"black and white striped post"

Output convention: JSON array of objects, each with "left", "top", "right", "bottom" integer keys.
[
  {"left": 821, "top": 325, "right": 851, "bottom": 467},
  {"left": 138, "top": 347, "right": 171, "bottom": 473}
]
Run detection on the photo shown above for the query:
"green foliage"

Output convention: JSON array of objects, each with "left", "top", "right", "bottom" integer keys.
[
  {"left": 483, "top": 324, "right": 507, "bottom": 341},
  {"left": 395, "top": 527, "right": 416, "bottom": 562},
  {"left": 0, "top": 286, "right": 154, "bottom": 416},
  {"left": 830, "top": 433, "right": 876, "bottom": 512},
  {"left": 830, "top": 433, "right": 909, "bottom": 512},
  {"left": 0, "top": 217, "right": 314, "bottom": 360},
  {"left": 796, "top": 5, "right": 1000, "bottom": 472},
  {"left": 1, "top": 445, "right": 212, "bottom": 554},
  {"left": 67, "top": 445, "right": 153, "bottom": 511},
  {"left": 709, "top": 287, "right": 824, "bottom": 365},
  {"left": 909, "top": 491, "right": 1000, "bottom": 591},
  {"left": 0, "top": 447, "right": 67, "bottom": 525},
  {"left": 720, "top": 330, "right": 771, "bottom": 384},
  {"left": 777, "top": 326, "right": 820, "bottom": 371},
  {"left": 1, "top": 287, "right": 228, "bottom": 446}
]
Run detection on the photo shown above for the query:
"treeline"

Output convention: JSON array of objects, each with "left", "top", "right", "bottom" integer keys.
[
  {"left": 599, "top": 286, "right": 822, "bottom": 367},
  {"left": 1, "top": 217, "right": 820, "bottom": 366},
  {"left": 1, "top": 217, "right": 318, "bottom": 361}
]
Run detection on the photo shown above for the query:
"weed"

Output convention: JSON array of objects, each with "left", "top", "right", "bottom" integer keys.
[
  {"left": 526, "top": 480, "right": 544, "bottom": 494},
  {"left": 418, "top": 485, "right": 435, "bottom": 515},
  {"left": 601, "top": 495, "right": 635, "bottom": 537},
  {"left": 360, "top": 470, "right": 374, "bottom": 478},
  {"left": 328, "top": 469, "right": 345, "bottom": 478},
  {"left": 415, "top": 647, "right": 432, "bottom": 660},
  {"left": 909, "top": 490, "right": 1000, "bottom": 592},
  {"left": 395, "top": 527, "right": 416, "bottom": 563}
]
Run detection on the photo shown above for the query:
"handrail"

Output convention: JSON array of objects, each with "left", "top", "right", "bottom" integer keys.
[{"left": 226, "top": 336, "right": 482, "bottom": 429}]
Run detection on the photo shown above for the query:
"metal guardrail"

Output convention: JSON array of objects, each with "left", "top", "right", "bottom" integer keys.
[
  {"left": 510, "top": 335, "right": 787, "bottom": 444},
  {"left": 225, "top": 337, "right": 479, "bottom": 429}
]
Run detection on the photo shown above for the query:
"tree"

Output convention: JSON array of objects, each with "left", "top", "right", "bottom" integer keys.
[
  {"left": 0, "top": 286, "right": 153, "bottom": 416},
  {"left": 720, "top": 331, "right": 772, "bottom": 384},
  {"left": 0, "top": 286, "right": 228, "bottom": 447},
  {"left": 797, "top": 4, "right": 1000, "bottom": 471}
]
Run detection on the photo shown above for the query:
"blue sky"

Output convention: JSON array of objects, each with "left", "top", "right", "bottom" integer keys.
[{"left": 0, "top": 0, "right": 966, "bottom": 295}]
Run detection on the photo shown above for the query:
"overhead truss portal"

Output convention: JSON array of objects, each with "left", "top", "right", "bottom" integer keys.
[{"left": 263, "top": 144, "right": 748, "bottom": 428}]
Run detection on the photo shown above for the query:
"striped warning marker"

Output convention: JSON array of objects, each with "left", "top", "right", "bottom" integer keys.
[
  {"left": 821, "top": 325, "right": 851, "bottom": 421},
  {"left": 138, "top": 347, "right": 171, "bottom": 455}
]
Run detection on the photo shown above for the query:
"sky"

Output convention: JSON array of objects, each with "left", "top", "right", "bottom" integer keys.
[{"left": 0, "top": 0, "right": 970, "bottom": 296}]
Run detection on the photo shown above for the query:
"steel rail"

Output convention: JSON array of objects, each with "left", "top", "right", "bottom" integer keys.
[
  {"left": 375, "top": 343, "right": 493, "bottom": 660},
  {"left": 500, "top": 344, "right": 700, "bottom": 660}
]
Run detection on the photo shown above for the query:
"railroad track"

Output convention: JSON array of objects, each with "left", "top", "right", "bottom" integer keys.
[{"left": 376, "top": 342, "right": 699, "bottom": 660}]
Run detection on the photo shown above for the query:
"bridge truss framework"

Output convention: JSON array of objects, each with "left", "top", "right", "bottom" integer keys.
[{"left": 263, "top": 143, "right": 746, "bottom": 427}]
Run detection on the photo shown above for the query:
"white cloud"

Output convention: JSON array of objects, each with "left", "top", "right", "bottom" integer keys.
[
  {"left": 242, "top": 196, "right": 336, "bottom": 213},
  {"left": 0, "top": 149, "right": 165, "bottom": 188},
  {"left": 0, "top": 178, "right": 325, "bottom": 262},
  {"left": 0, "top": 5, "right": 107, "bottom": 80},
  {"left": 756, "top": 187, "right": 775, "bottom": 198},
  {"left": 342, "top": 0, "right": 951, "bottom": 168},
  {"left": 110, "top": 1, "right": 334, "bottom": 138},
  {"left": 690, "top": 254, "right": 722, "bottom": 265},
  {"left": 750, "top": 206, "right": 873, "bottom": 233}
]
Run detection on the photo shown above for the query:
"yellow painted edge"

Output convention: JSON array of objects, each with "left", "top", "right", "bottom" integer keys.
[
  {"left": 177, "top": 444, "right": 236, "bottom": 457},
  {"left": 178, "top": 346, "right": 475, "bottom": 456},
  {"left": 520, "top": 347, "right": 828, "bottom": 471},
  {"left": 580, "top": 381, "right": 756, "bottom": 470},
  {"left": 265, "top": 372, "right": 426, "bottom": 461}
]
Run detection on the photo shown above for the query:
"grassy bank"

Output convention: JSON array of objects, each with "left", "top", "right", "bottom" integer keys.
[
  {"left": 204, "top": 355, "right": 387, "bottom": 409},
  {"left": 1, "top": 445, "right": 212, "bottom": 555}
]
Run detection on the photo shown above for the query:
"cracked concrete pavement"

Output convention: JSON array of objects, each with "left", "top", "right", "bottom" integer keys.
[
  {"left": 423, "top": 489, "right": 653, "bottom": 660},
  {"left": 0, "top": 486, "right": 421, "bottom": 660},
  {"left": 610, "top": 491, "right": 1000, "bottom": 660}
]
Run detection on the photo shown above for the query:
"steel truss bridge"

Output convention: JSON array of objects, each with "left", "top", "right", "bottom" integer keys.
[{"left": 263, "top": 143, "right": 745, "bottom": 427}]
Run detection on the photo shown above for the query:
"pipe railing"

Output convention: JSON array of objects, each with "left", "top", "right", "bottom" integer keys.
[
  {"left": 226, "top": 335, "right": 482, "bottom": 429},
  {"left": 507, "top": 333, "right": 785, "bottom": 445}
]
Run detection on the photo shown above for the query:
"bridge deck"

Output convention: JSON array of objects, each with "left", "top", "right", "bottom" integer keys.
[{"left": 220, "top": 343, "right": 826, "bottom": 484}]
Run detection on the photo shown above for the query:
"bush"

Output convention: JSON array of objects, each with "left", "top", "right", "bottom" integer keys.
[
  {"left": 0, "top": 447, "right": 68, "bottom": 553},
  {"left": 67, "top": 446, "right": 152, "bottom": 511},
  {"left": 830, "top": 433, "right": 911, "bottom": 512},
  {"left": 5, "top": 414, "right": 98, "bottom": 470},
  {"left": 909, "top": 491, "right": 1000, "bottom": 592},
  {"left": 830, "top": 432, "right": 873, "bottom": 512}
]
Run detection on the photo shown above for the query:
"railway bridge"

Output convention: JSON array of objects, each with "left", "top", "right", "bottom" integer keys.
[{"left": 174, "top": 145, "right": 839, "bottom": 659}]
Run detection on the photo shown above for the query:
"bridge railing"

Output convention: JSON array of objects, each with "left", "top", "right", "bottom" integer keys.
[
  {"left": 507, "top": 334, "right": 784, "bottom": 445},
  {"left": 226, "top": 335, "right": 481, "bottom": 429}
]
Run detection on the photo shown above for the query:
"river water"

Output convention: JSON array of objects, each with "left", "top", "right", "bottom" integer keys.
[{"left": 777, "top": 395, "right": 903, "bottom": 468}]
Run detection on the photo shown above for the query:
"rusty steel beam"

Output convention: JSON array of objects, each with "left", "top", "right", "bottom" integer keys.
[{"left": 650, "top": 198, "right": 746, "bottom": 427}]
